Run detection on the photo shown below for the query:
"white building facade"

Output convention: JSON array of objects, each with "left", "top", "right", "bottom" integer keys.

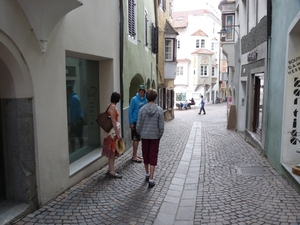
[
  {"left": 0, "top": 0, "right": 120, "bottom": 222},
  {"left": 173, "top": 9, "right": 221, "bottom": 105}
]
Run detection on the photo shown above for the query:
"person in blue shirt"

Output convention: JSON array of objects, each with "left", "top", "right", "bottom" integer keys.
[
  {"left": 198, "top": 95, "right": 206, "bottom": 115},
  {"left": 67, "top": 85, "right": 84, "bottom": 153},
  {"left": 128, "top": 85, "right": 147, "bottom": 163}
]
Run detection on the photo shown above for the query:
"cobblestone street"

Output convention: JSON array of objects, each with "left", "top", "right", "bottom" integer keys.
[{"left": 13, "top": 103, "right": 300, "bottom": 225}]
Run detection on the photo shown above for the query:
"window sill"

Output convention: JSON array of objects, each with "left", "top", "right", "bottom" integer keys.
[
  {"left": 281, "top": 162, "right": 300, "bottom": 184},
  {"left": 69, "top": 148, "right": 102, "bottom": 177}
]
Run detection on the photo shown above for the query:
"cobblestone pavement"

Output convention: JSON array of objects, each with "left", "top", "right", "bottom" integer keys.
[{"left": 13, "top": 103, "right": 300, "bottom": 225}]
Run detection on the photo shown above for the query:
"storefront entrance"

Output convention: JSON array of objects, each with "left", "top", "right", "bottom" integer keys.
[
  {"left": 0, "top": 101, "right": 6, "bottom": 202},
  {"left": 252, "top": 74, "right": 264, "bottom": 138}
]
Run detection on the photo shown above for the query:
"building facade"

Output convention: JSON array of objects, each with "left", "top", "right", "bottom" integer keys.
[
  {"left": 173, "top": 9, "right": 221, "bottom": 105},
  {"left": 266, "top": 0, "right": 300, "bottom": 190},
  {"left": 121, "top": 0, "right": 157, "bottom": 147},
  {"left": 0, "top": 0, "right": 121, "bottom": 223},
  {"left": 219, "top": 0, "right": 300, "bottom": 190},
  {"left": 219, "top": 0, "right": 268, "bottom": 145},
  {"left": 155, "top": 0, "right": 178, "bottom": 121}
]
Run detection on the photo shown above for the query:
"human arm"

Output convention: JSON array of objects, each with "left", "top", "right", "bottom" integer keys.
[
  {"left": 158, "top": 109, "right": 164, "bottom": 138},
  {"left": 128, "top": 98, "right": 135, "bottom": 128},
  {"left": 108, "top": 105, "right": 121, "bottom": 139}
]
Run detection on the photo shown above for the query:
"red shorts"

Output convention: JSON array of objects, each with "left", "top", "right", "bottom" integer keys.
[{"left": 141, "top": 139, "right": 160, "bottom": 166}]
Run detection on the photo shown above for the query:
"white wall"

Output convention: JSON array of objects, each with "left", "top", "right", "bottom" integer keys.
[{"left": 0, "top": 0, "right": 120, "bottom": 205}]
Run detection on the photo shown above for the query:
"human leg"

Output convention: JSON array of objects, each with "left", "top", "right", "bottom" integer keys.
[
  {"left": 142, "top": 139, "right": 150, "bottom": 181},
  {"left": 148, "top": 139, "right": 160, "bottom": 188},
  {"left": 131, "top": 123, "right": 142, "bottom": 162},
  {"left": 102, "top": 136, "right": 122, "bottom": 178}
]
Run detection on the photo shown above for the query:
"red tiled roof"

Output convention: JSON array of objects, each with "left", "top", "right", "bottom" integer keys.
[
  {"left": 191, "top": 49, "right": 214, "bottom": 55},
  {"left": 191, "top": 29, "right": 208, "bottom": 37},
  {"left": 177, "top": 58, "right": 191, "bottom": 63},
  {"left": 173, "top": 10, "right": 211, "bottom": 29}
]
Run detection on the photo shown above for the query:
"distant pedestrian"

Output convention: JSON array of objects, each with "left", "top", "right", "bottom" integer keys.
[
  {"left": 136, "top": 89, "right": 164, "bottom": 188},
  {"left": 128, "top": 85, "right": 147, "bottom": 163},
  {"left": 102, "top": 92, "right": 123, "bottom": 179},
  {"left": 198, "top": 95, "right": 206, "bottom": 115}
]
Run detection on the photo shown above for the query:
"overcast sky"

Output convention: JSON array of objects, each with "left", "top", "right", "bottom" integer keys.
[{"left": 173, "top": 0, "right": 220, "bottom": 12}]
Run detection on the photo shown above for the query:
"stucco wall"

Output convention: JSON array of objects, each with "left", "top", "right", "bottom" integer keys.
[
  {"left": 0, "top": 0, "right": 120, "bottom": 206},
  {"left": 266, "top": 0, "right": 300, "bottom": 184}
]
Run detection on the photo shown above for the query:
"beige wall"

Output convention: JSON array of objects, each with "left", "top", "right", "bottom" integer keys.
[{"left": 0, "top": 0, "right": 120, "bottom": 205}]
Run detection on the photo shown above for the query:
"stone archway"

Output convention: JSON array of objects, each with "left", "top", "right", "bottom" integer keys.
[
  {"left": 129, "top": 74, "right": 144, "bottom": 104},
  {"left": 0, "top": 31, "right": 36, "bottom": 221}
]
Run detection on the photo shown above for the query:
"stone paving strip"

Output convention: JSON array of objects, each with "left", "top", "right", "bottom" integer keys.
[{"left": 154, "top": 122, "right": 201, "bottom": 225}]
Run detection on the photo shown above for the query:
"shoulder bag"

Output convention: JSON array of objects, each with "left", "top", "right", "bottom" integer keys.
[{"left": 96, "top": 104, "right": 113, "bottom": 132}]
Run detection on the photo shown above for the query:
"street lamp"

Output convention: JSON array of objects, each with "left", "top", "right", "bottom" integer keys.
[{"left": 218, "top": 25, "right": 240, "bottom": 41}]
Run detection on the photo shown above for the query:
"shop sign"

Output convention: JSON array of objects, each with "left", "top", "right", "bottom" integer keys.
[
  {"left": 247, "top": 50, "right": 257, "bottom": 62},
  {"left": 288, "top": 56, "right": 300, "bottom": 75}
]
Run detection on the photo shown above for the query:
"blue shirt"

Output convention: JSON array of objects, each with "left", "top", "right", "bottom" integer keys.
[
  {"left": 128, "top": 93, "right": 147, "bottom": 125},
  {"left": 70, "top": 92, "right": 84, "bottom": 122}
]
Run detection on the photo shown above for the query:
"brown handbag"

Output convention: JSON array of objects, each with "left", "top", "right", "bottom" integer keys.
[{"left": 96, "top": 104, "right": 113, "bottom": 132}]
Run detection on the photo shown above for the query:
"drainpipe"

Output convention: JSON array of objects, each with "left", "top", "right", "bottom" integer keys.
[
  {"left": 119, "top": 0, "right": 124, "bottom": 136},
  {"left": 153, "top": 0, "right": 159, "bottom": 100}
]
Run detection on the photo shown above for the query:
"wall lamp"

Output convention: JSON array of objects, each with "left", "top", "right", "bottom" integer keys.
[{"left": 218, "top": 25, "right": 240, "bottom": 41}]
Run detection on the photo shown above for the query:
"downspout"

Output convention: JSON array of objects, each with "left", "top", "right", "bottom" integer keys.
[
  {"left": 119, "top": 0, "right": 124, "bottom": 136},
  {"left": 153, "top": 0, "right": 159, "bottom": 97}
]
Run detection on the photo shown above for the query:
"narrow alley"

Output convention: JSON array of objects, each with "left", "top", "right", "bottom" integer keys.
[{"left": 12, "top": 103, "right": 300, "bottom": 225}]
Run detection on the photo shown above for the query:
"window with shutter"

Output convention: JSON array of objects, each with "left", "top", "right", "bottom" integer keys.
[
  {"left": 128, "top": 0, "right": 136, "bottom": 39},
  {"left": 145, "top": 10, "right": 148, "bottom": 47},
  {"left": 151, "top": 24, "right": 158, "bottom": 54}
]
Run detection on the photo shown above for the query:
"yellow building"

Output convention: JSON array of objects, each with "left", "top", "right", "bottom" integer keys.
[{"left": 155, "top": 0, "right": 178, "bottom": 121}]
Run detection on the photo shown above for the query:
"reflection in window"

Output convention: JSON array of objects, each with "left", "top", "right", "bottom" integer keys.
[
  {"left": 165, "top": 39, "right": 174, "bottom": 61},
  {"left": 66, "top": 57, "right": 100, "bottom": 164},
  {"left": 225, "top": 15, "right": 234, "bottom": 40}
]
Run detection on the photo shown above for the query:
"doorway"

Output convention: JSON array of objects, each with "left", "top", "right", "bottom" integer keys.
[
  {"left": 252, "top": 74, "right": 264, "bottom": 138},
  {"left": 0, "top": 101, "right": 6, "bottom": 202}
]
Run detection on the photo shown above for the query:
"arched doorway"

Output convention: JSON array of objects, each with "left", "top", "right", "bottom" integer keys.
[
  {"left": 0, "top": 32, "right": 36, "bottom": 210},
  {"left": 129, "top": 74, "right": 144, "bottom": 104}
]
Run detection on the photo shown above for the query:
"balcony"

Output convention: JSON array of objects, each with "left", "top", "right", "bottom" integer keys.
[
  {"left": 17, "top": 0, "right": 83, "bottom": 52},
  {"left": 164, "top": 61, "right": 177, "bottom": 80}
]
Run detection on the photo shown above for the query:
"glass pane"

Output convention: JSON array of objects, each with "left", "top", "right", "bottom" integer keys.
[
  {"left": 165, "top": 39, "right": 173, "bottom": 60},
  {"left": 66, "top": 57, "right": 100, "bottom": 164}
]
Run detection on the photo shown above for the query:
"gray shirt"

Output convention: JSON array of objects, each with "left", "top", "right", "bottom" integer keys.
[{"left": 136, "top": 103, "right": 164, "bottom": 139}]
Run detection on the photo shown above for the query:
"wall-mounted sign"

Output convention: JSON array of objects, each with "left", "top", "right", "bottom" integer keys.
[
  {"left": 287, "top": 56, "right": 300, "bottom": 75},
  {"left": 247, "top": 50, "right": 258, "bottom": 62}
]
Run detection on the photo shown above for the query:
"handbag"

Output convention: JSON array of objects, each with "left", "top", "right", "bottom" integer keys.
[{"left": 96, "top": 104, "right": 113, "bottom": 132}]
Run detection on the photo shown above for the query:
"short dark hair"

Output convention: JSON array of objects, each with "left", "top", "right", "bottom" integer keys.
[
  {"left": 146, "top": 88, "right": 157, "bottom": 102},
  {"left": 111, "top": 92, "right": 122, "bottom": 103}
]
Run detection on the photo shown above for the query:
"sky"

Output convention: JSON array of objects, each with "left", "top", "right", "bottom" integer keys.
[{"left": 173, "top": 0, "right": 220, "bottom": 12}]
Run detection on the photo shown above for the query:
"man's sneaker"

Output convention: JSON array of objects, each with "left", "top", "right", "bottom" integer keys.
[
  {"left": 148, "top": 180, "right": 155, "bottom": 188},
  {"left": 145, "top": 174, "right": 150, "bottom": 182}
]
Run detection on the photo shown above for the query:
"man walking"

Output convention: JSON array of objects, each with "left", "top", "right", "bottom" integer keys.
[
  {"left": 128, "top": 85, "right": 147, "bottom": 163},
  {"left": 198, "top": 95, "right": 206, "bottom": 115}
]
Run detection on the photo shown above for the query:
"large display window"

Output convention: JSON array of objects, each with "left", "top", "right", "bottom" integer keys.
[{"left": 66, "top": 57, "right": 100, "bottom": 163}]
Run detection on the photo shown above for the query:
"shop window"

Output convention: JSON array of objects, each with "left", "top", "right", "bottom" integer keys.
[{"left": 66, "top": 57, "right": 100, "bottom": 164}]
